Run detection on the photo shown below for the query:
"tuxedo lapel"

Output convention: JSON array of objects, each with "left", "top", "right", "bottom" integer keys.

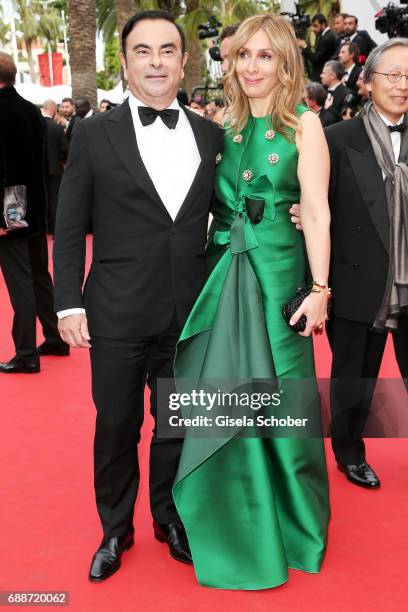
[
  {"left": 346, "top": 120, "right": 389, "bottom": 253},
  {"left": 103, "top": 99, "right": 172, "bottom": 220}
]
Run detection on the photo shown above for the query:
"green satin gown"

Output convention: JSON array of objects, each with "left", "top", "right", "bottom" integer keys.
[{"left": 172, "top": 108, "right": 330, "bottom": 590}]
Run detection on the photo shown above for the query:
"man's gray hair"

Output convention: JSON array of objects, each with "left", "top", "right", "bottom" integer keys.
[
  {"left": 364, "top": 37, "right": 408, "bottom": 83},
  {"left": 324, "top": 60, "right": 345, "bottom": 80},
  {"left": 305, "top": 82, "right": 327, "bottom": 107}
]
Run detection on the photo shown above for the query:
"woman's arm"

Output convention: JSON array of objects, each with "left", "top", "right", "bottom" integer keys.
[{"left": 292, "top": 110, "right": 331, "bottom": 337}]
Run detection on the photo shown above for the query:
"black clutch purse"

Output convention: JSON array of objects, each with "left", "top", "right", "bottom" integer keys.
[{"left": 283, "top": 287, "right": 333, "bottom": 333}]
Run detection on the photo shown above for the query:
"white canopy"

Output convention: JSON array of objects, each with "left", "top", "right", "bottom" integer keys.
[{"left": 15, "top": 82, "right": 126, "bottom": 106}]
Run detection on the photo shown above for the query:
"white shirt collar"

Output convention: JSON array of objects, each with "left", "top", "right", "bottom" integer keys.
[
  {"left": 345, "top": 63, "right": 355, "bottom": 74},
  {"left": 377, "top": 111, "right": 404, "bottom": 127},
  {"left": 128, "top": 91, "right": 180, "bottom": 114},
  {"left": 322, "top": 27, "right": 330, "bottom": 36}
]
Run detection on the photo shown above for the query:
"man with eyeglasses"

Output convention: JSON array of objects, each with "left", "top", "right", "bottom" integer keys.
[{"left": 323, "top": 39, "right": 408, "bottom": 489}]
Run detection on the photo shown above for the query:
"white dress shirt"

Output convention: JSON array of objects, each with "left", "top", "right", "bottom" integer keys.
[
  {"left": 57, "top": 93, "right": 201, "bottom": 319},
  {"left": 378, "top": 111, "right": 404, "bottom": 179},
  {"left": 343, "top": 63, "right": 355, "bottom": 83}
]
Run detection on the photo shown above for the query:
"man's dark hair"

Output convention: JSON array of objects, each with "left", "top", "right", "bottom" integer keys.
[
  {"left": 61, "top": 97, "right": 74, "bottom": 105},
  {"left": 220, "top": 23, "right": 241, "bottom": 41},
  {"left": 311, "top": 13, "right": 328, "bottom": 26},
  {"left": 305, "top": 82, "right": 327, "bottom": 107},
  {"left": 121, "top": 10, "right": 186, "bottom": 56},
  {"left": 324, "top": 59, "right": 345, "bottom": 80},
  {"left": 214, "top": 97, "right": 224, "bottom": 108},
  {"left": 346, "top": 15, "right": 358, "bottom": 25},
  {"left": 0, "top": 51, "right": 17, "bottom": 86},
  {"left": 342, "top": 41, "right": 360, "bottom": 62},
  {"left": 75, "top": 97, "right": 91, "bottom": 118}
]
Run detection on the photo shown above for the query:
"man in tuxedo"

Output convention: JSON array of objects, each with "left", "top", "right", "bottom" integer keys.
[
  {"left": 53, "top": 10, "right": 223, "bottom": 582},
  {"left": 0, "top": 53, "right": 68, "bottom": 375},
  {"left": 339, "top": 42, "right": 362, "bottom": 94},
  {"left": 320, "top": 60, "right": 351, "bottom": 122},
  {"left": 60, "top": 97, "right": 78, "bottom": 141},
  {"left": 334, "top": 15, "right": 377, "bottom": 62},
  {"left": 325, "top": 38, "right": 408, "bottom": 488},
  {"left": 42, "top": 100, "right": 68, "bottom": 235},
  {"left": 297, "top": 13, "right": 337, "bottom": 83},
  {"left": 304, "top": 82, "right": 337, "bottom": 127}
]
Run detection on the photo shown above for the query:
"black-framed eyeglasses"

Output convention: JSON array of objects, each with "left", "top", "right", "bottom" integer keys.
[{"left": 374, "top": 71, "right": 408, "bottom": 84}]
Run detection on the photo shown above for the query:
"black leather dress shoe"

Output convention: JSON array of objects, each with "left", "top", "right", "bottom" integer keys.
[
  {"left": 0, "top": 356, "right": 40, "bottom": 374},
  {"left": 153, "top": 521, "right": 193, "bottom": 565},
  {"left": 88, "top": 530, "right": 134, "bottom": 582},
  {"left": 38, "top": 341, "right": 70, "bottom": 356},
  {"left": 338, "top": 462, "right": 381, "bottom": 489}
]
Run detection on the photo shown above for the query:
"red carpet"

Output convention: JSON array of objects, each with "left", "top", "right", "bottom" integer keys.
[{"left": 1, "top": 237, "right": 407, "bottom": 611}]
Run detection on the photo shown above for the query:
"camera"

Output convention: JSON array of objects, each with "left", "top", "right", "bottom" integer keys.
[
  {"left": 281, "top": 2, "right": 311, "bottom": 40},
  {"left": 198, "top": 16, "right": 222, "bottom": 40},
  {"left": 375, "top": 1, "right": 408, "bottom": 38},
  {"left": 341, "top": 92, "right": 362, "bottom": 119}
]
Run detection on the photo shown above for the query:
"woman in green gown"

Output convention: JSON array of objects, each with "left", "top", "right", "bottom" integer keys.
[{"left": 172, "top": 14, "right": 331, "bottom": 589}]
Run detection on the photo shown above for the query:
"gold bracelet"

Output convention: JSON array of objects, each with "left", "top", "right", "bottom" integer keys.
[{"left": 312, "top": 280, "right": 327, "bottom": 289}]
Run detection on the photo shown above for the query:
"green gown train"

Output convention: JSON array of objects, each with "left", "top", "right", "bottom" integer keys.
[{"left": 172, "top": 107, "right": 330, "bottom": 590}]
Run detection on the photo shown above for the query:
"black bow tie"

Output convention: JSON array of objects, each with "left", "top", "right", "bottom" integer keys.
[
  {"left": 388, "top": 124, "right": 407, "bottom": 133},
  {"left": 138, "top": 106, "right": 179, "bottom": 129}
]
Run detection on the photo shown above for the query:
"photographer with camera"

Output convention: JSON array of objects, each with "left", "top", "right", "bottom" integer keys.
[
  {"left": 341, "top": 68, "right": 371, "bottom": 120},
  {"left": 297, "top": 13, "right": 337, "bottom": 83}
]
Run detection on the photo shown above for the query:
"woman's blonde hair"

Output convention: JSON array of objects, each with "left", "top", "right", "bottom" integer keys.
[{"left": 224, "top": 14, "right": 305, "bottom": 138}]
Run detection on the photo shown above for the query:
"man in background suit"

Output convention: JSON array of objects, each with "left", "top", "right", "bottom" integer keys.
[
  {"left": 321, "top": 60, "right": 351, "bottom": 122},
  {"left": 339, "top": 42, "right": 362, "bottom": 94},
  {"left": 334, "top": 14, "right": 377, "bottom": 62},
  {"left": 54, "top": 10, "right": 223, "bottom": 582},
  {"left": 0, "top": 53, "right": 68, "bottom": 375},
  {"left": 304, "top": 81, "right": 337, "bottom": 127},
  {"left": 297, "top": 13, "right": 337, "bottom": 83},
  {"left": 60, "top": 97, "right": 78, "bottom": 141},
  {"left": 42, "top": 99, "right": 68, "bottom": 235},
  {"left": 325, "top": 38, "right": 408, "bottom": 489}
]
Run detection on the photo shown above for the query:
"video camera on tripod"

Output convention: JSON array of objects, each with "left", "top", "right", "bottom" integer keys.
[
  {"left": 281, "top": 2, "right": 311, "bottom": 40},
  {"left": 375, "top": 1, "right": 408, "bottom": 38}
]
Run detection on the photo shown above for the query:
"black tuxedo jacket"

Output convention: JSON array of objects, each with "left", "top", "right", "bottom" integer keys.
[
  {"left": 65, "top": 114, "right": 79, "bottom": 141},
  {"left": 344, "top": 64, "right": 362, "bottom": 95},
  {"left": 44, "top": 117, "right": 68, "bottom": 176},
  {"left": 328, "top": 83, "right": 351, "bottom": 117},
  {"left": 53, "top": 99, "right": 224, "bottom": 338},
  {"left": 0, "top": 86, "right": 47, "bottom": 241},
  {"left": 334, "top": 31, "right": 377, "bottom": 61},
  {"left": 317, "top": 107, "right": 337, "bottom": 127},
  {"left": 302, "top": 29, "right": 338, "bottom": 82},
  {"left": 325, "top": 117, "right": 389, "bottom": 323}
]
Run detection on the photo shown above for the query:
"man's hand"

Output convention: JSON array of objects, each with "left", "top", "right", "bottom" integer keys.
[
  {"left": 58, "top": 313, "right": 91, "bottom": 348},
  {"left": 0, "top": 228, "right": 8, "bottom": 236},
  {"left": 289, "top": 203, "right": 303, "bottom": 231},
  {"left": 342, "top": 107, "right": 353, "bottom": 121}
]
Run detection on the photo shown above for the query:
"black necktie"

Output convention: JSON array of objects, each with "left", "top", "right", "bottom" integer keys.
[
  {"left": 138, "top": 106, "right": 179, "bottom": 129},
  {"left": 389, "top": 124, "right": 407, "bottom": 133}
]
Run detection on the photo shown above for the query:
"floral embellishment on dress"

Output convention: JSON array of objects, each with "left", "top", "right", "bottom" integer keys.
[
  {"left": 268, "top": 153, "right": 279, "bottom": 165},
  {"left": 216, "top": 153, "right": 222, "bottom": 164},
  {"left": 264, "top": 129, "right": 275, "bottom": 140},
  {"left": 242, "top": 169, "right": 253, "bottom": 182},
  {"left": 232, "top": 134, "right": 243, "bottom": 144}
]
